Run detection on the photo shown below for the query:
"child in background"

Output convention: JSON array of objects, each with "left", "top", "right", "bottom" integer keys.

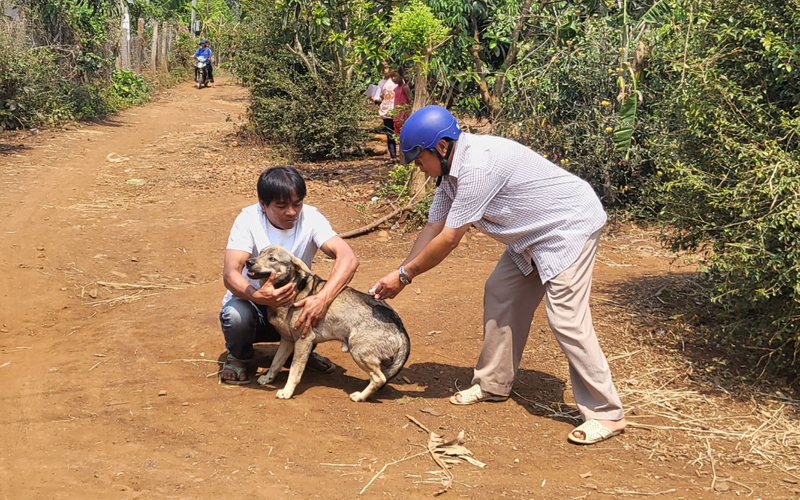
[
  {"left": 378, "top": 69, "right": 400, "bottom": 164},
  {"left": 392, "top": 67, "right": 412, "bottom": 135}
]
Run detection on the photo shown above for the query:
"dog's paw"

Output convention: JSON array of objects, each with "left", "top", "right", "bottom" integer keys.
[
  {"left": 276, "top": 389, "right": 293, "bottom": 399},
  {"left": 257, "top": 372, "right": 275, "bottom": 385},
  {"left": 349, "top": 391, "right": 366, "bottom": 403}
]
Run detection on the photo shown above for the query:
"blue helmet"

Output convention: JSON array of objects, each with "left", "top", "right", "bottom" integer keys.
[{"left": 399, "top": 105, "right": 461, "bottom": 166}]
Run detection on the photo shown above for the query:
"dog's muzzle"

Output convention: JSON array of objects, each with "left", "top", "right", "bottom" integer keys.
[{"left": 245, "top": 259, "right": 272, "bottom": 280}]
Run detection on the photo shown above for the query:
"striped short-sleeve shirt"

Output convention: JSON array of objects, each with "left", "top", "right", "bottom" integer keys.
[{"left": 428, "top": 133, "right": 607, "bottom": 283}]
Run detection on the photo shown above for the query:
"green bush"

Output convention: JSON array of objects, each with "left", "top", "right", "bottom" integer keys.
[
  {"left": 645, "top": 0, "right": 800, "bottom": 374},
  {"left": 249, "top": 70, "right": 371, "bottom": 160},
  {"left": 67, "top": 82, "right": 114, "bottom": 119},
  {"left": 0, "top": 32, "right": 70, "bottom": 129},
  {"left": 229, "top": 1, "right": 293, "bottom": 87},
  {"left": 168, "top": 30, "right": 195, "bottom": 78},
  {"left": 496, "top": 10, "right": 651, "bottom": 207},
  {"left": 377, "top": 164, "right": 433, "bottom": 228},
  {"left": 106, "top": 70, "right": 151, "bottom": 109}
]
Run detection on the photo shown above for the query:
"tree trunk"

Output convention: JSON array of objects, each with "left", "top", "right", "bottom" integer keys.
[
  {"left": 412, "top": 64, "right": 429, "bottom": 112},
  {"left": 150, "top": 21, "right": 158, "bottom": 75},
  {"left": 160, "top": 21, "right": 169, "bottom": 73},
  {"left": 136, "top": 18, "right": 144, "bottom": 73},
  {"left": 467, "top": 21, "right": 500, "bottom": 119},
  {"left": 408, "top": 61, "right": 432, "bottom": 198},
  {"left": 490, "top": 0, "right": 534, "bottom": 107},
  {"left": 119, "top": 4, "right": 130, "bottom": 70},
  {"left": 467, "top": 0, "right": 535, "bottom": 122}
]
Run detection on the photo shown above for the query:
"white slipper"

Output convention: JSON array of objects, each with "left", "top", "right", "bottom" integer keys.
[
  {"left": 567, "top": 419, "right": 623, "bottom": 445},
  {"left": 449, "top": 384, "right": 508, "bottom": 405}
]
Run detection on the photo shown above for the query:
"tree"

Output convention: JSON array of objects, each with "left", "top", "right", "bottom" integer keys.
[
  {"left": 386, "top": 0, "right": 449, "bottom": 111},
  {"left": 385, "top": 0, "right": 449, "bottom": 196},
  {"left": 424, "top": 0, "right": 540, "bottom": 122},
  {"left": 263, "top": 0, "right": 387, "bottom": 83}
]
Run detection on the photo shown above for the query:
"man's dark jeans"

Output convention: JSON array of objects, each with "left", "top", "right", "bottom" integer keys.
[{"left": 220, "top": 298, "right": 281, "bottom": 360}]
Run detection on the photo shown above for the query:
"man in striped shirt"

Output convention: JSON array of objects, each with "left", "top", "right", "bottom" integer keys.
[{"left": 372, "top": 106, "right": 626, "bottom": 445}]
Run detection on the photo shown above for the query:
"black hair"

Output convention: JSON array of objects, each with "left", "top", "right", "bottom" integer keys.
[{"left": 257, "top": 166, "right": 307, "bottom": 205}]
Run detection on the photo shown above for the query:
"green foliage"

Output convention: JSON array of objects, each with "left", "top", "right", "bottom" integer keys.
[
  {"left": 19, "top": 0, "right": 118, "bottom": 76},
  {"left": 233, "top": 0, "right": 383, "bottom": 159},
  {"left": 497, "top": 9, "right": 649, "bottom": 206},
  {"left": 613, "top": 93, "right": 637, "bottom": 152},
  {"left": 229, "top": 0, "right": 292, "bottom": 85},
  {"left": 67, "top": 82, "right": 114, "bottom": 119},
  {"left": 106, "top": 70, "right": 151, "bottom": 109},
  {"left": 1, "top": 1, "right": 196, "bottom": 130},
  {"left": 234, "top": 0, "right": 387, "bottom": 83},
  {"left": 386, "top": 0, "right": 449, "bottom": 71},
  {"left": 645, "top": 0, "right": 800, "bottom": 373},
  {"left": 378, "top": 164, "right": 414, "bottom": 199},
  {"left": 377, "top": 164, "right": 433, "bottom": 228},
  {"left": 0, "top": 32, "right": 66, "bottom": 128},
  {"left": 248, "top": 70, "right": 371, "bottom": 160},
  {"left": 169, "top": 29, "right": 196, "bottom": 75}
]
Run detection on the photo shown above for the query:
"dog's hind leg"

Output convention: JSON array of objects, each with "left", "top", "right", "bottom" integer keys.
[
  {"left": 349, "top": 356, "right": 387, "bottom": 402},
  {"left": 257, "top": 338, "right": 294, "bottom": 386},
  {"left": 276, "top": 334, "right": 315, "bottom": 399}
]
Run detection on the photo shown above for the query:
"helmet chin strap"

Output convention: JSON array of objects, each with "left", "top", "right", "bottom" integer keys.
[{"left": 433, "top": 140, "right": 455, "bottom": 187}]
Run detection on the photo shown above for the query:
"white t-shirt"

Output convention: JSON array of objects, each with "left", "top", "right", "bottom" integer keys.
[
  {"left": 222, "top": 203, "right": 337, "bottom": 305},
  {"left": 379, "top": 79, "right": 398, "bottom": 119}
]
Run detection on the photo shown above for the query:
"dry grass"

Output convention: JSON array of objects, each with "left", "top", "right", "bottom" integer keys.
[
  {"left": 617, "top": 357, "right": 800, "bottom": 477},
  {"left": 80, "top": 280, "right": 196, "bottom": 306},
  {"left": 588, "top": 231, "right": 800, "bottom": 487}
]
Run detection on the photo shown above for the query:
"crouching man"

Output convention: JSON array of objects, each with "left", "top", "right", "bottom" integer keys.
[{"left": 219, "top": 166, "right": 359, "bottom": 384}]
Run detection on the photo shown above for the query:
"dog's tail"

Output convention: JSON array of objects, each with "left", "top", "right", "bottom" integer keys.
[{"left": 381, "top": 320, "right": 411, "bottom": 385}]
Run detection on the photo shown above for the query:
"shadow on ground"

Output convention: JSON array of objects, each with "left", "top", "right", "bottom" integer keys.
[
  {"left": 0, "top": 141, "right": 28, "bottom": 156},
  {"left": 214, "top": 347, "right": 574, "bottom": 416}
]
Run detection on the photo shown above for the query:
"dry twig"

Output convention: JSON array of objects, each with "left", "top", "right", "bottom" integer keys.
[{"left": 341, "top": 178, "right": 432, "bottom": 238}]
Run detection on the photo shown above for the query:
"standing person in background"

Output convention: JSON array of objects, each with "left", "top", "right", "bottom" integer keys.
[
  {"left": 371, "top": 61, "right": 392, "bottom": 103},
  {"left": 392, "top": 67, "right": 413, "bottom": 135},
  {"left": 377, "top": 69, "right": 400, "bottom": 164}
]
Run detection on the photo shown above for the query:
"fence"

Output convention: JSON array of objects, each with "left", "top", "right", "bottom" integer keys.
[
  {"left": 117, "top": 17, "right": 183, "bottom": 77},
  {"left": 0, "top": 7, "right": 187, "bottom": 80}
]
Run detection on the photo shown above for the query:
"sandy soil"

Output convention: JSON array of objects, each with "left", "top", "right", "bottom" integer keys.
[{"left": 1, "top": 77, "right": 798, "bottom": 500}]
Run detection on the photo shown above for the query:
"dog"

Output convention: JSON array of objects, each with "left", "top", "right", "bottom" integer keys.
[{"left": 245, "top": 245, "right": 411, "bottom": 402}]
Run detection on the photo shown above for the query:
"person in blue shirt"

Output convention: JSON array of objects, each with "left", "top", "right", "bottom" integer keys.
[{"left": 194, "top": 39, "right": 214, "bottom": 85}]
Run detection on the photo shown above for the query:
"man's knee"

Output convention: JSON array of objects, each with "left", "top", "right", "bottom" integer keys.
[
  {"left": 219, "top": 298, "right": 257, "bottom": 335},
  {"left": 484, "top": 273, "right": 512, "bottom": 307}
]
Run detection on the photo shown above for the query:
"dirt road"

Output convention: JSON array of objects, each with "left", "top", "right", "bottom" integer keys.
[{"left": 1, "top": 79, "right": 797, "bottom": 499}]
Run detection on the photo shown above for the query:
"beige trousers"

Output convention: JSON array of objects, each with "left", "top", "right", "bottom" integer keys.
[{"left": 472, "top": 229, "right": 624, "bottom": 421}]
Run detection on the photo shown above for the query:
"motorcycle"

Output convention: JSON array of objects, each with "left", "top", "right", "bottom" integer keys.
[{"left": 195, "top": 56, "right": 210, "bottom": 89}]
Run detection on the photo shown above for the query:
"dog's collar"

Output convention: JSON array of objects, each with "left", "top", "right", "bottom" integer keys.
[
  {"left": 293, "top": 273, "right": 324, "bottom": 302},
  {"left": 296, "top": 274, "right": 311, "bottom": 294}
]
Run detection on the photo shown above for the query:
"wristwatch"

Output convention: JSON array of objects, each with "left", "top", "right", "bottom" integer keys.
[{"left": 398, "top": 265, "right": 412, "bottom": 285}]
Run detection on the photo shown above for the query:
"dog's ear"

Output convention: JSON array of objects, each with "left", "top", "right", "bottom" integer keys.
[{"left": 291, "top": 255, "right": 312, "bottom": 275}]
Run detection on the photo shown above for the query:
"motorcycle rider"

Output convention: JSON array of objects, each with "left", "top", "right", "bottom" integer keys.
[{"left": 194, "top": 39, "right": 214, "bottom": 86}]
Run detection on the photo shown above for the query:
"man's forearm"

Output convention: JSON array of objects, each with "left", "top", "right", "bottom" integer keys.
[
  {"left": 402, "top": 220, "right": 445, "bottom": 266},
  {"left": 318, "top": 254, "right": 359, "bottom": 304},
  {"left": 224, "top": 271, "right": 257, "bottom": 301},
  {"left": 404, "top": 231, "right": 460, "bottom": 281}
]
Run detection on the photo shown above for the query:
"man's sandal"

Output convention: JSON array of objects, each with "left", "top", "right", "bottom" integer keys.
[
  {"left": 449, "top": 384, "right": 509, "bottom": 406},
  {"left": 567, "top": 419, "right": 623, "bottom": 445},
  {"left": 219, "top": 362, "right": 251, "bottom": 385}
]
